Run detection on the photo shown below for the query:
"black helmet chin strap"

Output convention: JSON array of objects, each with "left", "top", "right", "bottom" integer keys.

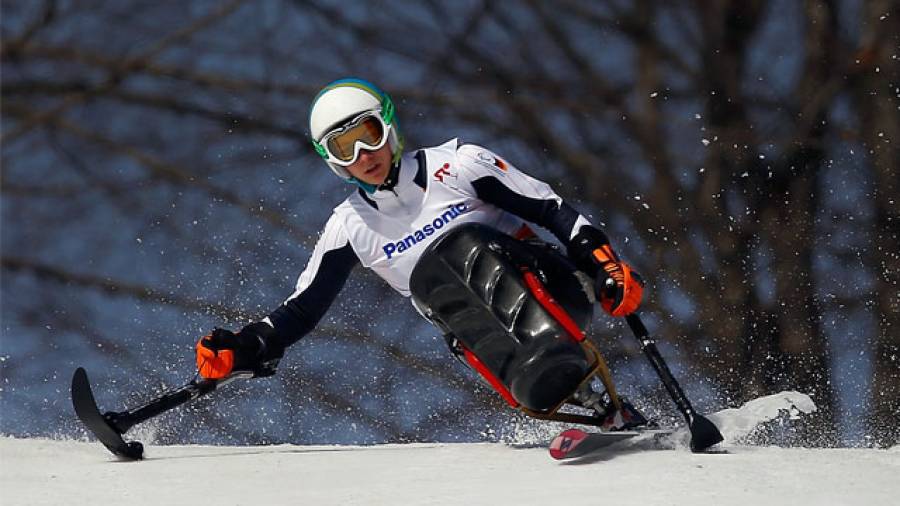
[{"left": 377, "top": 160, "right": 402, "bottom": 192}]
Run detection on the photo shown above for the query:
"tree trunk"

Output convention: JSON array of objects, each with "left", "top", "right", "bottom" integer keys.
[{"left": 855, "top": 0, "right": 900, "bottom": 447}]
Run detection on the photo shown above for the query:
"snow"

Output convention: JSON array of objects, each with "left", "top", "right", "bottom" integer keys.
[
  {"left": 2, "top": 438, "right": 897, "bottom": 506},
  {"left": 1, "top": 392, "right": 898, "bottom": 506},
  {"left": 708, "top": 390, "right": 818, "bottom": 441}
]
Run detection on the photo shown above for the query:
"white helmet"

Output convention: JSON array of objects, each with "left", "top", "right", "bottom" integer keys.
[{"left": 309, "top": 78, "right": 404, "bottom": 184}]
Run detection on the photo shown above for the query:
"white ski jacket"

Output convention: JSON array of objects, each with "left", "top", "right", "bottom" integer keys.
[{"left": 264, "top": 139, "right": 596, "bottom": 346}]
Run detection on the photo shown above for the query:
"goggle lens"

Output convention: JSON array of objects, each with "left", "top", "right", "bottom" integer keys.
[{"left": 326, "top": 115, "right": 385, "bottom": 162}]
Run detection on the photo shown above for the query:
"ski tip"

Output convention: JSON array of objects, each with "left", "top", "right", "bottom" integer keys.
[
  {"left": 71, "top": 367, "right": 88, "bottom": 393},
  {"left": 548, "top": 428, "right": 589, "bottom": 460}
]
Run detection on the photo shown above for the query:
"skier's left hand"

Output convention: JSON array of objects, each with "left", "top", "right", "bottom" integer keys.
[{"left": 592, "top": 244, "right": 644, "bottom": 317}]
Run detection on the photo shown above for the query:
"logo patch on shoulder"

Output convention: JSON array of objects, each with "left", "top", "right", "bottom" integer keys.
[
  {"left": 433, "top": 162, "right": 456, "bottom": 183},
  {"left": 475, "top": 151, "right": 508, "bottom": 172}
]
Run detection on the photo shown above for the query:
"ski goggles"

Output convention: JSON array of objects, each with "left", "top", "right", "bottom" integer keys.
[{"left": 312, "top": 110, "right": 391, "bottom": 166}]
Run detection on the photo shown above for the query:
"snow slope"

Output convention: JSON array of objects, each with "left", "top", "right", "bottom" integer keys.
[
  {"left": 1, "top": 392, "right": 897, "bottom": 506},
  {"left": 2, "top": 437, "right": 897, "bottom": 506}
]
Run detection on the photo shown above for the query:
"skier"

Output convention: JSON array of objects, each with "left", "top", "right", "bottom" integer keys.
[{"left": 195, "top": 78, "right": 647, "bottom": 428}]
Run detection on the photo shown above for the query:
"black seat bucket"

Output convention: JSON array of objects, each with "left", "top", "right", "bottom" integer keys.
[{"left": 409, "top": 223, "right": 594, "bottom": 412}]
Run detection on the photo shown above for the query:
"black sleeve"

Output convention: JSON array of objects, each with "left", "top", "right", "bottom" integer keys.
[
  {"left": 470, "top": 176, "right": 609, "bottom": 276},
  {"left": 470, "top": 176, "right": 581, "bottom": 244},
  {"left": 265, "top": 242, "right": 359, "bottom": 348}
]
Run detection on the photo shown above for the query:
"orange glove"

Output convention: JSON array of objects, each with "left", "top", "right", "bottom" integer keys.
[
  {"left": 592, "top": 244, "right": 644, "bottom": 317},
  {"left": 195, "top": 325, "right": 282, "bottom": 379},
  {"left": 196, "top": 334, "right": 236, "bottom": 379}
]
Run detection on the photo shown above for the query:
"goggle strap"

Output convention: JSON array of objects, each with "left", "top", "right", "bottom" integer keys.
[
  {"left": 311, "top": 139, "right": 329, "bottom": 159},
  {"left": 381, "top": 96, "right": 395, "bottom": 124}
]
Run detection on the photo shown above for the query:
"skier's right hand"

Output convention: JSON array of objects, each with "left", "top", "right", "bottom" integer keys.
[{"left": 196, "top": 322, "right": 284, "bottom": 379}]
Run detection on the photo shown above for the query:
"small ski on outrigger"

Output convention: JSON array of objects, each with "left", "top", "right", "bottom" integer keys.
[
  {"left": 547, "top": 313, "right": 723, "bottom": 460},
  {"left": 71, "top": 367, "right": 251, "bottom": 460}
]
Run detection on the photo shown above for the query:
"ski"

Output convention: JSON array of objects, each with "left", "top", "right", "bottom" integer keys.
[
  {"left": 71, "top": 367, "right": 145, "bottom": 460},
  {"left": 549, "top": 427, "right": 675, "bottom": 460}
]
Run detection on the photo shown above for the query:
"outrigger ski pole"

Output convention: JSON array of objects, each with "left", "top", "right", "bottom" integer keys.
[
  {"left": 625, "top": 313, "right": 724, "bottom": 452},
  {"left": 71, "top": 367, "right": 252, "bottom": 460}
]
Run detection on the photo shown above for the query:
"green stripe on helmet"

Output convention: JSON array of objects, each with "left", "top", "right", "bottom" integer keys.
[{"left": 381, "top": 95, "right": 395, "bottom": 124}]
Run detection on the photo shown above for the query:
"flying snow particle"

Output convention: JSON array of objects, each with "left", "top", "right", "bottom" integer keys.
[{"left": 702, "top": 139, "right": 711, "bottom": 146}]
